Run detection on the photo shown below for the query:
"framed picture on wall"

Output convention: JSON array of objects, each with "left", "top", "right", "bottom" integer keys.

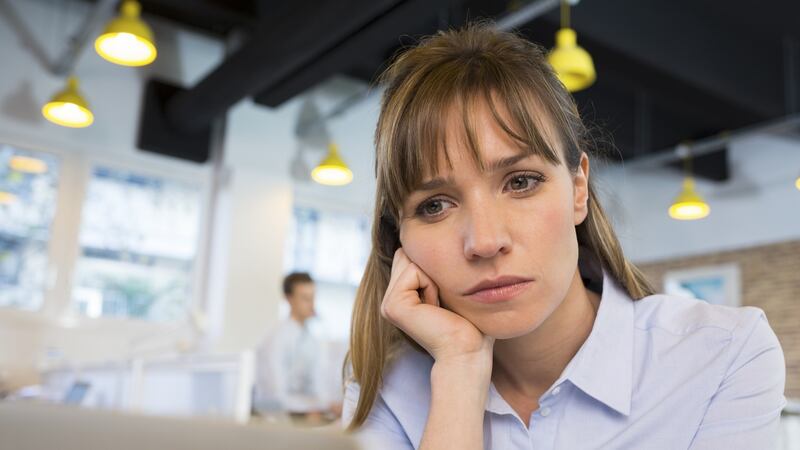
[{"left": 663, "top": 263, "right": 741, "bottom": 307}]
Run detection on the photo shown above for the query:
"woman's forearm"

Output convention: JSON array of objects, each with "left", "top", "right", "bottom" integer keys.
[{"left": 419, "top": 355, "right": 492, "bottom": 450}]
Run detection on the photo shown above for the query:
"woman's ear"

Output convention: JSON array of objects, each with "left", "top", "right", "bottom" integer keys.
[{"left": 573, "top": 152, "right": 590, "bottom": 226}]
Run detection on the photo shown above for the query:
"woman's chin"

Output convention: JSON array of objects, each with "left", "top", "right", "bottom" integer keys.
[{"left": 475, "top": 317, "right": 545, "bottom": 340}]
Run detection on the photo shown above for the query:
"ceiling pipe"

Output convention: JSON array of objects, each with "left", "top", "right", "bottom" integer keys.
[
  {"left": 0, "top": 0, "right": 116, "bottom": 76},
  {"left": 784, "top": 36, "right": 800, "bottom": 115},
  {"left": 52, "top": 0, "right": 118, "bottom": 76},
  {"left": 624, "top": 114, "right": 800, "bottom": 170},
  {"left": 494, "top": 0, "right": 560, "bottom": 32}
]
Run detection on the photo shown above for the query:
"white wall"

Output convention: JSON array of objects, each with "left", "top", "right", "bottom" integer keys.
[
  {"left": 595, "top": 133, "right": 800, "bottom": 263},
  {"left": 210, "top": 99, "right": 297, "bottom": 353}
]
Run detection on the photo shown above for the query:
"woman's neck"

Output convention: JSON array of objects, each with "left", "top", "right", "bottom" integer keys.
[{"left": 492, "top": 268, "right": 601, "bottom": 396}]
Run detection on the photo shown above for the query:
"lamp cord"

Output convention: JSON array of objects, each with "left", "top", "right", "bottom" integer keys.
[
  {"left": 683, "top": 152, "right": 693, "bottom": 179},
  {"left": 561, "top": 0, "right": 570, "bottom": 29}
]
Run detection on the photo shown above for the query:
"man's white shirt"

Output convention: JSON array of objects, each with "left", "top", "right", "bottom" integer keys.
[{"left": 255, "top": 318, "right": 329, "bottom": 413}]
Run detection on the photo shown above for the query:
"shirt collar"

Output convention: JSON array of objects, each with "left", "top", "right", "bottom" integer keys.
[
  {"left": 559, "top": 265, "right": 635, "bottom": 416},
  {"left": 484, "top": 253, "right": 635, "bottom": 417}
]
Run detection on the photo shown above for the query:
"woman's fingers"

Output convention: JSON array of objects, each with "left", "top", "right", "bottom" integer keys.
[
  {"left": 383, "top": 262, "right": 423, "bottom": 317},
  {"left": 382, "top": 248, "right": 491, "bottom": 361},
  {"left": 384, "top": 248, "right": 410, "bottom": 295},
  {"left": 416, "top": 266, "right": 440, "bottom": 307},
  {"left": 382, "top": 248, "right": 438, "bottom": 322}
]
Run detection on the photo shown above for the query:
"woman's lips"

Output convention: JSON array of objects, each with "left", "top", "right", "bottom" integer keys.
[{"left": 466, "top": 280, "right": 533, "bottom": 303}]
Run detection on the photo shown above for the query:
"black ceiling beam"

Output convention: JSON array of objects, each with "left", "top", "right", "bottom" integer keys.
[
  {"left": 140, "top": 0, "right": 256, "bottom": 35},
  {"left": 583, "top": 37, "right": 765, "bottom": 132},
  {"left": 690, "top": 0, "right": 800, "bottom": 43},
  {"left": 136, "top": 0, "right": 402, "bottom": 162},
  {"left": 563, "top": 0, "right": 784, "bottom": 119},
  {"left": 520, "top": 20, "right": 764, "bottom": 157},
  {"left": 160, "top": 0, "right": 401, "bottom": 134},
  {"left": 252, "top": 0, "right": 448, "bottom": 107},
  {"left": 138, "top": 79, "right": 212, "bottom": 163},
  {"left": 667, "top": 148, "right": 730, "bottom": 182}
]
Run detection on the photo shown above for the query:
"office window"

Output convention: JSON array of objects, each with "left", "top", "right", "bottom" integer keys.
[
  {"left": 0, "top": 145, "right": 60, "bottom": 311},
  {"left": 284, "top": 206, "right": 370, "bottom": 341},
  {"left": 284, "top": 207, "right": 369, "bottom": 286},
  {"left": 71, "top": 166, "right": 203, "bottom": 321}
]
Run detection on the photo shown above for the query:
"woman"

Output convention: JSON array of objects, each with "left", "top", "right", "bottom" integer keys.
[{"left": 342, "top": 23, "right": 786, "bottom": 449}]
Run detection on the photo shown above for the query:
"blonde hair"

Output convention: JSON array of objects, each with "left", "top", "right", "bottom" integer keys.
[{"left": 345, "top": 23, "right": 654, "bottom": 430}]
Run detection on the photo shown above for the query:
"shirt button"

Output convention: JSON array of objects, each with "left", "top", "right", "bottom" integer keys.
[
  {"left": 540, "top": 407, "right": 551, "bottom": 417},
  {"left": 552, "top": 386, "right": 561, "bottom": 396}
]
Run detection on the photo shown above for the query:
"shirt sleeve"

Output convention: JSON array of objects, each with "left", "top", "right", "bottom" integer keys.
[
  {"left": 688, "top": 309, "right": 787, "bottom": 450},
  {"left": 252, "top": 333, "right": 279, "bottom": 412},
  {"left": 342, "top": 381, "right": 415, "bottom": 450},
  {"left": 311, "top": 339, "right": 332, "bottom": 410},
  {"left": 267, "top": 328, "right": 291, "bottom": 410}
]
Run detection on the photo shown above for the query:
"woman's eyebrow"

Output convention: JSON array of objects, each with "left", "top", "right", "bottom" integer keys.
[
  {"left": 415, "top": 176, "right": 453, "bottom": 192},
  {"left": 413, "top": 154, "right": 532, "bottom": 192},
  {"left": 485, "top": 153, "right": 530, "bottom": 173}
]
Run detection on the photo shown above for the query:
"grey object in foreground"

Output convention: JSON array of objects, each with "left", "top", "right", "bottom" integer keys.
[{"left": 0, "top": 402, "right": 359, "bottom": 450}]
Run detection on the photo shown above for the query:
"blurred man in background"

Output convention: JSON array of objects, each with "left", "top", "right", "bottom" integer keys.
[{"left": 253, "top": 272, "right": 340, "bottom": 424}]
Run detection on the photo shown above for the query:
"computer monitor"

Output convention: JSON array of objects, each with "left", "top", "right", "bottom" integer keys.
[
  {"left": 0, "top": 402, "right": 361, "bottom": 450},
  {"left": 62, "top": 381, "right": 90, "bottom": 405}
]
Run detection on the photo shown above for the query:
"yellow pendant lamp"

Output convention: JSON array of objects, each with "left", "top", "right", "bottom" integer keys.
[
  {"left": 95, "top": 0, "right": 157, "bottom": 67},
  {"left": 0, "top": 192, "right": 17, "bottom": 205},
  {"left": 9, "top": 156, "right": 48, "bottom": 174},
  {"left": 668, "top": 145, "right": 710, "bottom": 220},
  {"left": 547, "top": 0, "right": 595, "bottom": 92},
  {"left": 795, "top": 173, "right": 800, "bottom": 191},
  {"left": 669, "top": 177, "right": 710, "bottom": 220},
  {"left": 311, "top": 143, "right": 353, "bottom": 186},
  {"left": 42, "top": 76, "right": 94, "bottom": 128}
]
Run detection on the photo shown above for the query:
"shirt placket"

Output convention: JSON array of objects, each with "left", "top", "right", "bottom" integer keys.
[{"left": 528, "top": 382, "right": 570, "bottom": 449}]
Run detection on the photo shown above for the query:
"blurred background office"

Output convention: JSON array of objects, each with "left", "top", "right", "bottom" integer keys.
[{"left": 0, "top": 0, "right": 797, "bottom": 446}]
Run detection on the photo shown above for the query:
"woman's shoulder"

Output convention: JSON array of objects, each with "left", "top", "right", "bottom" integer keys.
[
  {"left": 343, "top": 344, "right": 433, "bottom": 402},
  {"left": 622, "top": 294, "right": 785, "bottom": 423},
  {"left": 632, "top": 292, "right": 769, "bottom": 338},
  {"left": 378, "top": 343, "right": 434, "bottom": 413},
  {"left": 342, "top": 344, "right": 433, "bottom": 446},
  {"left": 630, "top": 293, "right": 783, "bottom": 381}
]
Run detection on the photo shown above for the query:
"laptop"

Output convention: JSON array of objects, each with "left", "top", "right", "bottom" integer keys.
[{"left": 0, "top": 402, "right": 361, "bottom": 450}]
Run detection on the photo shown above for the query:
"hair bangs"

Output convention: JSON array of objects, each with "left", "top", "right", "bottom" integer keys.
[{"left": 377, "top": 55, "right": 564, "bottom": 220}]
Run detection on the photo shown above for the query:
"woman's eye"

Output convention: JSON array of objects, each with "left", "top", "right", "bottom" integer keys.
[
  {"left": 504, "top": 173, "right": 545, "bottom": 193},
  {"left": 415, "top": 198, "right": 453, "bottom": 218}
]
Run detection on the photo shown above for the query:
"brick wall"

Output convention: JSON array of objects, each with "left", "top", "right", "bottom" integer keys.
[{"left": 636, "top": 240, "right": 800, "bottom": 399}]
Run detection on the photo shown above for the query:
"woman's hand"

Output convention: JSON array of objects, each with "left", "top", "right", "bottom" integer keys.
[
  {"left": 383, "top": 248, "right": 493, "bottom": 450},
  {"left": 381, "top": 248, "right": 494, "bottom": 364}
]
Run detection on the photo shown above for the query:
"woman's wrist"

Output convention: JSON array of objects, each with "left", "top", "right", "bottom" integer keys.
[
  {"left": 430, "top": 341, "right": 494, "bottom": 402},
  {"left": 421, "top": 348, "right": 492, "bottom": 450},
  {"left": 432, "top": 335, "right": 494, "bottom": 377},
  {"left": 432, "top": 352, "right": 492, "bottom": 384}
]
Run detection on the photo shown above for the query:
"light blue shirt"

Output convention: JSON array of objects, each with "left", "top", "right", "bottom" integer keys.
[{"left": 343, "top": 269, "right": 786, "bottom": 449}]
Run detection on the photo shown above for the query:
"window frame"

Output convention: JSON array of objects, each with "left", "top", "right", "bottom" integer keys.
[{"left": 0, "top": 137, "right": 214, "bottom": 334}]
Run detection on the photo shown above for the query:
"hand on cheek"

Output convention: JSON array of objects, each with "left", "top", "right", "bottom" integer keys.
[{"left": 381, "top": 248, "right": 494, "bottom": 362}]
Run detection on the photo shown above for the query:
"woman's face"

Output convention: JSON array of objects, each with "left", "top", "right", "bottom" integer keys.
[{"left": 398, "top": 102, "right": 590, "bottom": 339}]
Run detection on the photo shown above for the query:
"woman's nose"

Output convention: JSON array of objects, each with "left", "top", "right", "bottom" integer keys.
[{"left": 462, "top": 203, "right": 512, "bottom": 260}]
